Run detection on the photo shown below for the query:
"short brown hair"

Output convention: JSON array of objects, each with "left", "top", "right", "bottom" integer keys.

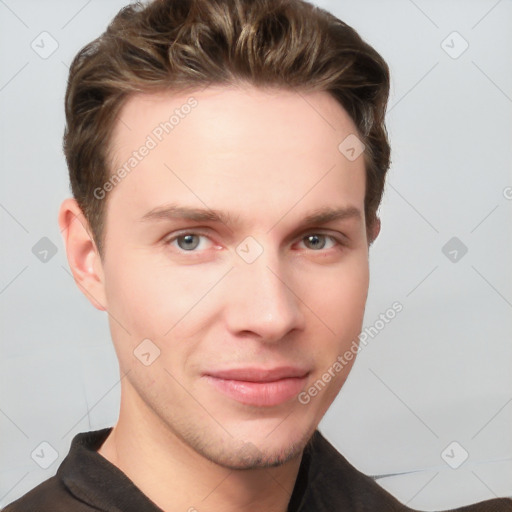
[{"left": 63, "top": 0, "right": 391, "bottom": 256}]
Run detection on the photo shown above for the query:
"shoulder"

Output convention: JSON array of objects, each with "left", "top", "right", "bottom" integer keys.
[
  {"left": 2, "top": 428, "right": 114, "bottom": 512},
  {"left": 1, "top": 474, "right": 95, "bottom": 512},
  {"left": 301, "top": 430, "right": 414, "bottom": 510},
  {"left": 305, "top": 431, "right": 512, "bottom": 512},
  {"left": 444, "top": 498, "right": 512, "bottom": 511}
]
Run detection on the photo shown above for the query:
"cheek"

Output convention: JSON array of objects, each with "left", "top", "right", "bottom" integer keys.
[
  {"left": 302, "top": 256, "right": 369, "bottom": 332},
  {"left": 102, "top": 253, "right": 206, "bottom": 377},
  {"left": 103, "top": 249, "right": 223, "bottom": 339},
  {"left": 104, "top": 254, "right": 164, "bottom": 332}
]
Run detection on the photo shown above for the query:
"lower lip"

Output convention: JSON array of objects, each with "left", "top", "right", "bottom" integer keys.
[{"left": 204, "top": 375, "right": 308, "bottom": 407}]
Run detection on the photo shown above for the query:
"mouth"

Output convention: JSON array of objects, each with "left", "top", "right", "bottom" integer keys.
[{"left": 203, "top": 367, "right": 310, "bottom": 407}]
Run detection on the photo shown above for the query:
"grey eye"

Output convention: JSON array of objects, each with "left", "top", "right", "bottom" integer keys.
[
  {"left": 303, "top": 234, "right": 327, "bottom": 250},
  {"left": 177, "top": 234, "right": 201, "bottom": 251}
]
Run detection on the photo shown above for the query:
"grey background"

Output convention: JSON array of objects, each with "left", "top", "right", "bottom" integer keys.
[{"left": 1, "top": 0, "right": 511, "bottom": 509}]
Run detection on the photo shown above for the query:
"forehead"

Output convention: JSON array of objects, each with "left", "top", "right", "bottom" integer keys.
[
  {"left": 109, "top": 85, "right": 360, "bottom": 165},
  {"left": 105, "top": 85, "right": 366, "bottom": 228}
]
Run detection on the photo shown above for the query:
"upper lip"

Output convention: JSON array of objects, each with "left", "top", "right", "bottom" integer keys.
[{"left": 205, "top": 366, "right": 310, "bottom": 383}]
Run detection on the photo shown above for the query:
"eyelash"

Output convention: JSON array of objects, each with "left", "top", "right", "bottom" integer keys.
[{"left": 163, "top": 230, "right": 345, "bottom": 255}]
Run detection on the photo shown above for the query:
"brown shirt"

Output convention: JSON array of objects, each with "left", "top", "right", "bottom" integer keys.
[{"left": 3, "top": 427, "right": 511, "bottom": 512}]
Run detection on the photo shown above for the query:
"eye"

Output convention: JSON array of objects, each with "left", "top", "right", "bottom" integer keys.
[
  {"left": 299, "top": 233, "right": 340, "bottom": 251},
  {"left": 166, "top": 232, "right": 213, "bottom": 252},
  {"left": 163, "top": 231, "right": 344, "bottom": 255}
]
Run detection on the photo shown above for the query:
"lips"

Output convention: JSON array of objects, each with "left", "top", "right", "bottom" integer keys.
[{"left": 203, "top": 366, "right": 310, "bottom": 407}]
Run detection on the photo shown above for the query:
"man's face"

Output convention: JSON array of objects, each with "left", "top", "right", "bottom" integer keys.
[{"left": 96, "top": 85, "right": 371, "bottom": 468}]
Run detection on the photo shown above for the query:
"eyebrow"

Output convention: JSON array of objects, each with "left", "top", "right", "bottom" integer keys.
[{"left": 139, "top": 203, "right": 362, "bottom": 230}]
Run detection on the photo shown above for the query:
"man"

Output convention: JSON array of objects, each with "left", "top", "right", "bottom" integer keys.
[{"left": 3, "top": 0, "right": 511, "bottom": 511}]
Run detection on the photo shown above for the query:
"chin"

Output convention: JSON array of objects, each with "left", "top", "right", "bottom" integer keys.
[
  {"left": 190, "top": 420, "right": 316, "bottom": 470},
  {"left": 203, "top": 438, "right": 305, "bottom": 470}
]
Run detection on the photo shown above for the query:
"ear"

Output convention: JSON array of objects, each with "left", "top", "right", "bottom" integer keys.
[
  {"left": 368, "top": 217, "right": 381, "bottom": 246},
  {"left": 58, "top": 198, "right": 107, "bottom": 311}
]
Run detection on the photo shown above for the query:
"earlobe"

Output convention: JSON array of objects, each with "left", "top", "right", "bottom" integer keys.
[
  {"left": 58, "top": 198, "right": 108, "bottom": 311},
  {"left": 368, "top": 217, "right": 381, "bottom": 246}
]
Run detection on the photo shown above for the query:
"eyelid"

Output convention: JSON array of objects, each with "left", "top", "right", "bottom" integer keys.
[
  {"left": 164, "top": 229, "right": 216, "bottom": 249},
  {"left": 164, "top": 229, "right": 347, "bottom": 252},
  {"left": 297, "top": 232, "right": 346, "bottom": 250}
]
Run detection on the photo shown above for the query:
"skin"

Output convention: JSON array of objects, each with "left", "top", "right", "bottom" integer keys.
[{"left": 59, "top": 84, "right": 380, "bottom": 512}]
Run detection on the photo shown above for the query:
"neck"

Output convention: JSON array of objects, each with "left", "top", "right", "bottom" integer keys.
[{"left": 97, "top": 384, "right": 304, "bottom": 512}]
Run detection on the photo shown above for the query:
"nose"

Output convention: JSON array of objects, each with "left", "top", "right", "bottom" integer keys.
[{"left": 224, "top": 246, "right": 306, "bottom": 343}]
